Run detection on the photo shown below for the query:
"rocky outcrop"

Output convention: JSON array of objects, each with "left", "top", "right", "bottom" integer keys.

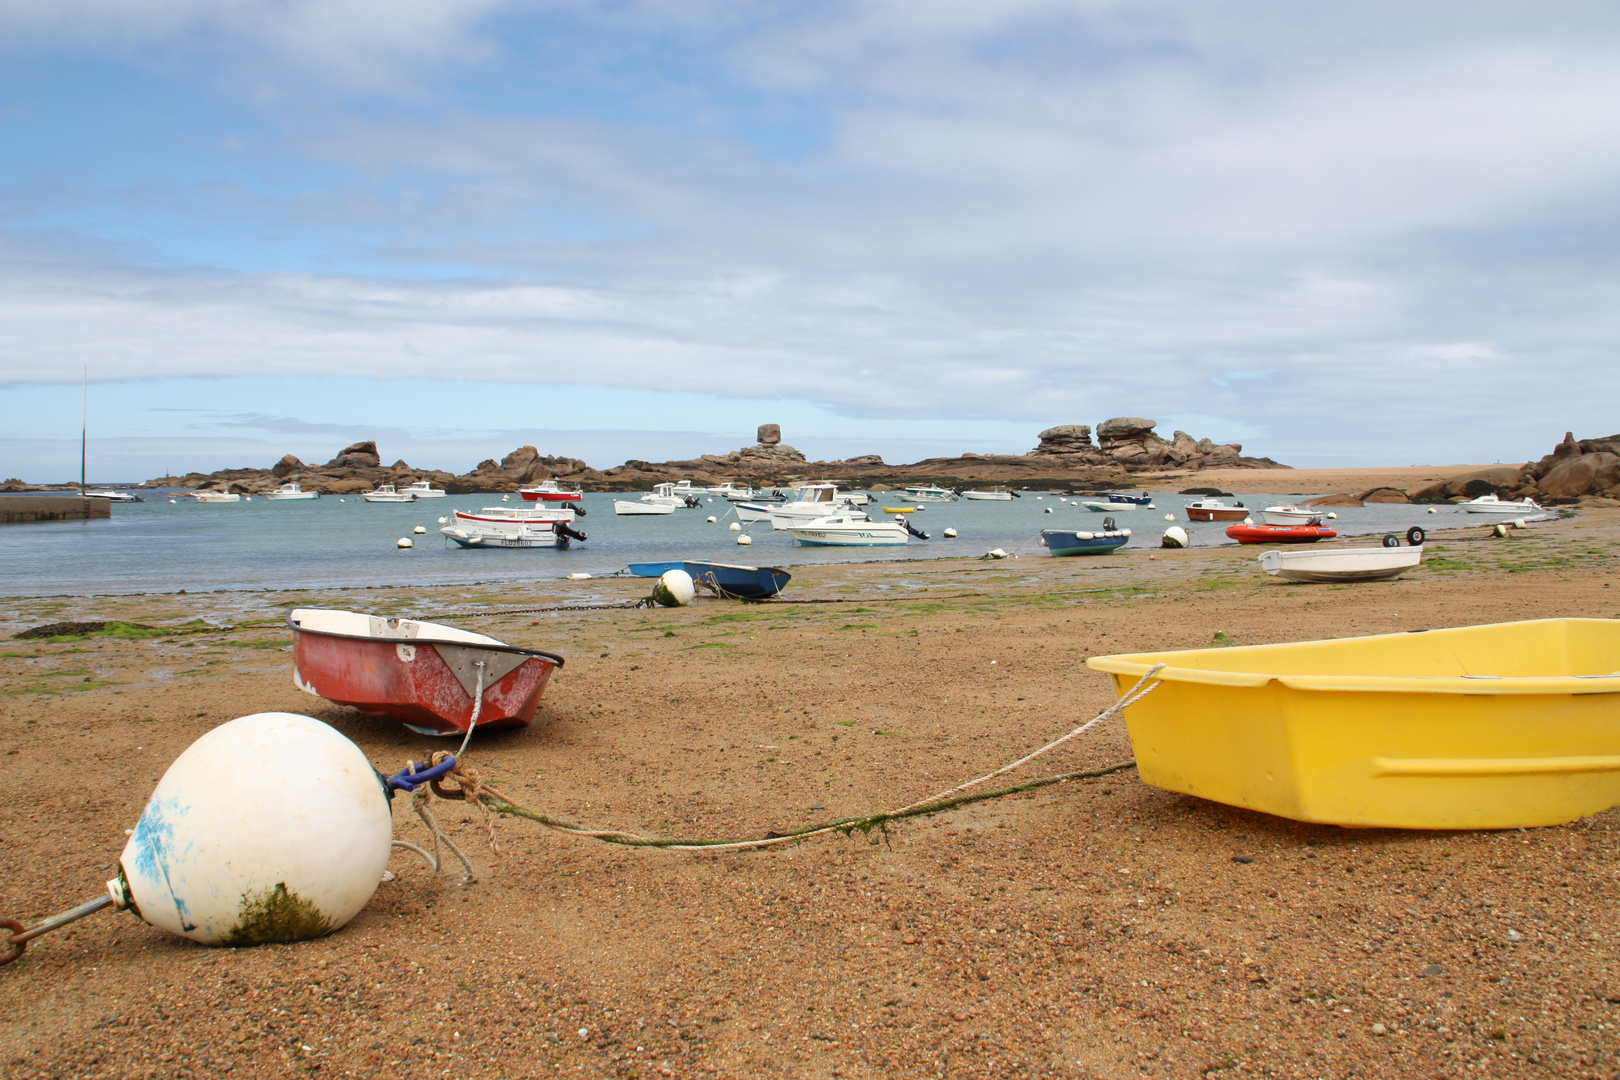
[
  {"left": 1409, "top": 431, "right": 1620, "bottom": 505},
  {"left": 140, "top": 417, "right": 1290, "bottom": 494},
  {"left": 1027, "top": 418, "right": 1274, "bottom": 472}
]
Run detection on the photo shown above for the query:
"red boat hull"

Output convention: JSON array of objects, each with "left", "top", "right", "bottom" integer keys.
[
  {"left": 291, "top": 631, "right": 562, "bottom": 736},
  {"left": 1225, "top": 524, "right": 1337, "bottom": 545},
  {"left": 1187, "top": 507, "right": 1250, "bottom": 521},
  {"left": 520, "top": 490, "right": 582, "bottom": 502}
]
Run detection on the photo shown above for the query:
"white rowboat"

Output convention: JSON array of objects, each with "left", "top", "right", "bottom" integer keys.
[{"left": 1258, "top": 545, "right": 1423, "bottom": 583}]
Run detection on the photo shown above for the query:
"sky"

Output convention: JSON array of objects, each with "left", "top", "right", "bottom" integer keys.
[{"left": 3, "top": 1, "right": 1619, "bottom": 482}]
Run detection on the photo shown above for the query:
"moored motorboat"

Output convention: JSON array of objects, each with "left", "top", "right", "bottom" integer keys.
[
  {"left": 84, "top": 489, "right": 143, "bottom": 502},
  {"left": 1040, "top": 526, "right": 1131, "bottom": 556},
  {"left": 361, "top": 484, "right": 415, "bottom": 503},
  {"left": 1226, "top": 523, "right": 1336, "bottom": 544},
  {"left": 519, "top": 478, "right": 582, "bottom": 503},
  {"left": 265, "top": 481, "right": 319, "bottom": 501},
  {"left": 640, "top": 483, "right": 701, "bottom": 508},
  {"left": 1184, "top": 497, "right": 1248, "bottom": 521},
  {"left": 763, "top": 484, "right": 865, "bottom": 529},
  {"left": 287, "top": 608, "right": 564, "bottom": 737},
  {"left": 1106, "top": 492, "right": 1153, "bottom": 505},
  {"left": 441, "top": 520, "right": 584, "bottom": 548},
  {"left": 190, "top": 490, "right": 241, "bottom": 503},
  {"left": 1080, "top": 499, "right": 1124, "bottom": 512},
  {"left": 403, "top": 481, "right": 447, "bottom": 499},
  {"left": 1260, "top": 505, "right": 1324, "bottom": 526},
  {"left": 786, "top": 512, "right": 911, "bottom": 546},
  {"left": 615, "top": 499, "right": 675, "bottom": 515},
  {"left": 626, "top": 560, "right": 791, "bottom": 599},
  {"left": 1458, "top": 493, "right": 1544, "bottom": 514},
  {"left": 962, "top": 488, "right": 1017, "bottom": 501},
  {"left": 454, "top": 505, "right": 576, "bottom": 528},
  {"left": 894, "top": 484, "right": 958, "bottom": 502},
  {"left": 1258, "top": 539, "right": 1423, "bottom": 583}
]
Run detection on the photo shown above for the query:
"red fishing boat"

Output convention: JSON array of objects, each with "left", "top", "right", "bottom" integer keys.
[
  {"left": 1225, "top": 523, "right": 1337, "bottom": 545},
  {"left": 1184, "top": 497, "right": 1249, "bottom": 521},
  {"left": 287, "top": 609, "right": 564, "bottom": 737},
  {"left": 518, "top": 479, "right": 584, "bottom": 503}
]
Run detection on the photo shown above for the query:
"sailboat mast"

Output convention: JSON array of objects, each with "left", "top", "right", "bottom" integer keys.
[{"left": 80, "top": 366, "right": 87, "bottom": 496}]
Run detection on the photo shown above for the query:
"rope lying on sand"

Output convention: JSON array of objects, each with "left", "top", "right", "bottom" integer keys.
[{"left": 430, "top": 665, "right": 1165, "bottom": 854}]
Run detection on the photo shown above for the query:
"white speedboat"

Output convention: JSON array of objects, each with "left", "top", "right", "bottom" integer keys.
[
  {"left": 962, "top": 488, "right": 1015, "bottom": 501},
  {"left": 265, "top": 481, "right": 319, "bottom": 501},
  {"left": 787, "top": 513, "right": 909, "bottom": 546},
  {"left": 190, "top": 490, "right": 241, "bottom": 503},
  {"left": 765, "top": 484, "right": 867, "bottom": 529},
  {"left": 83, "top": 489, "right": 143, "bottom": 502},
  {"left": 1458, "top": 493, "right": 1543, "bottom": 514},
  {"left": 1080, "top": 499, "right": 1122, "bottom": 512},
  {"left": 703, "top": 482, "right": 752, "bottom": 498},
  {"left": 640, "top": 482, "right": 700, "bottom": 508},
  {"left": 362, "top": 484, "right": 415, "bottom": 503},
  {"left": 615, "top": 500, "right": 676, "bottom": 516},
  {"left": 1261, "top": 504, "right": 1325, "bottom": 526},
  {"left": 441, "top": 522, "right": 578, "bottom": 548},
  {"left": 454, "top": 506, "right": 576, "bottom": 532},
  {"left": 403, "top": 481, "right": 447, "bottom": 499},
  {"left": 1258, "top": 543, "right": 1423, "bottom": 583},
  {"left": 894, "top": 484, "right": 958, "bottom": 503}
]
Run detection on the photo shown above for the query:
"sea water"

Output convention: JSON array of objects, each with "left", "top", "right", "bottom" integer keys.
[{"left": 0, "top": 490, "right": 1482, "bottom": 597}]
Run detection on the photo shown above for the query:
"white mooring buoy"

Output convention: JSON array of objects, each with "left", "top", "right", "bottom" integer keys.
[
  {"left": 108, "top": 713, "right": 393, "bottom": 946},
  {"left": 736, "top": 533, "right": 753, "bottom": 546},
  {"left": 729, "top": 521, "right": 742, "bottom": 532},
  {"left": 943, "top": 527, "right": 957, "bottom": 538},
  {"left": 1162, "top": 526, "right": 1189, "bottom": 549},
  {"left": 412, "top": 525, "right": 426, "bottom": 535},
  {"left": 707, "top": 516, "right": 717, "bottom": 523},
  {"left": 397, "top": 537, "right": 413, "bottom": 549},
  {"left": 652, "top": 569, "right": 696, "bottom": 607},
  {"left": 1164, "top": 513, "right": 1175, "bottom": 521},
  {"left": 437, "top": 516, "right": 447, "bottom": 525}
]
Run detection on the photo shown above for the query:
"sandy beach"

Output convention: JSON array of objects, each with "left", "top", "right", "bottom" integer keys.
[
  {"left": 2, "top": 501, "right": 1618, "bottom": 1079},
  {"left": 1150, "top": 465, "right": 1506, "bottom": 498}
]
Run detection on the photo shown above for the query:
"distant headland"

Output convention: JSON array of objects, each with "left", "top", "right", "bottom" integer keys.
[{"left": 99, "top": 418, "right": 1286, "bottom": 496}]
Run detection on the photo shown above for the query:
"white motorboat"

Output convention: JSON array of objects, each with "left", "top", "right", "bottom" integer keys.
[
  {"left": 1258, "top": 543, "right": 1423, "bottom": 583},
  {"left": 83, "top": 489, "right": 143, "bottom": 502},
  {"left": 1458, "top": 493, "right": 1543, "bottom": 514},
  {"left": 190, "top": 490, "right": 241, "bottom": 503},
  {"left": 1080, "top": 499, "right": 1122, "bottom": 512},
  {"left": 962, "top": 489, "right": 1015, "bottom": 501},
  {"left": 403, "top": 481, "right": 447, "bottom": 499},
  {"left": 787, "top": 513, "right": 909, "bottom": 546},
  {"left": 703, "top": 482, "right": 752, "bottom": 498},
  {"left": 441, "top": 522, "right": 576, "bottom": 548},
  {"left": 766, "top": 484, "right": 868, "bottom": 529},
  {"left": 361, "top": 484, "right": 415, "bottom": 503},
  {"left": 1261, "top": 504, "right": 1325, "bottom": 527},
  {"left": 265, "top": 481, "right": 319, "bottom": 501},
  {"left": 615, "top": 500, "right": 676, "bottom": 516},
  {"left": 453, "top": 506, "right": 576, "bottom": 532},
  {"left": 1184, "top": 498, "right": 1248, "bottom": 521},
  {"left": 640, "top": 483, "right": 700, "bottom": 508},
  {"left": 894, "top": 484, "right": 958, "bottom": 503}
]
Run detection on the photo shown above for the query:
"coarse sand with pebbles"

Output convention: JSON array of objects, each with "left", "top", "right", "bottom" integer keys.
[{"left": 2, "top": 506, "right": 1619, "bottom": 1080}]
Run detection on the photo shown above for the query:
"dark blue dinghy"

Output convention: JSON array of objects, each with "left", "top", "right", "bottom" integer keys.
[
  {"left": 625, "top": 561, "right": 792, "bottom": 599},
  {"left": 1040, "top": 526, "right": 1131, "bottom": 557}
]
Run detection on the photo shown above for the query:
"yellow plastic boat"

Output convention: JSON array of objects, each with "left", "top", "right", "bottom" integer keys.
[
  {"left": 1086, "top": 619, "right": 1620, "bottom": 829},
  {"left": 882, "top": 506, "right": 915, "bottom": 514}
]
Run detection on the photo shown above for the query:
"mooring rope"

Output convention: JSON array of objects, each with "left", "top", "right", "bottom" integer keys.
[{"left": 448, "top": 665, "right": 1165, "bottom": 854}]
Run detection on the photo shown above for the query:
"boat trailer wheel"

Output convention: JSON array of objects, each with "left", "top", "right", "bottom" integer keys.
[
  {"left": 1381, "top": 533, "right": 1401, "bottom": 548},
  {"left": 1406, "top": 526, "right": 1426, "bottom": 546}
]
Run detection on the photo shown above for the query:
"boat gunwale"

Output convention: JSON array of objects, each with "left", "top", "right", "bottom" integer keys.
[{"left": 285, "top": 611, "right": 566, "bottom": 667}]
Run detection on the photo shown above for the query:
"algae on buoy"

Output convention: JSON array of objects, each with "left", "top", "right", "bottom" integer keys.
[{"left": 1162, "top": 526, "right": 1189, "bottom": 548}]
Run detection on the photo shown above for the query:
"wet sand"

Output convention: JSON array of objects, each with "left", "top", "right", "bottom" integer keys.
[{"left": 1, "top": 506, "right": 1618, "bottom": 1079}]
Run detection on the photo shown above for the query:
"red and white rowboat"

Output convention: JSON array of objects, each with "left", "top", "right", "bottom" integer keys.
[
  {"left": 519, "top": 478, "right": 584, "bottom": 503},
  {"left": 1184, "top": 498, "right": 1249, "bottom": 522},
  {"left": 288, "top": 609, "right": 564, "bottom": 737}
]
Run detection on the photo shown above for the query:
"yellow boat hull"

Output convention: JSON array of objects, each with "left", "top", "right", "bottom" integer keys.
[
  {"left": 1087, "top": 618, "right": 1620, "bottom": 829},
  {"left": 882, "top": 506, "right": 914, "bottom": 513}
]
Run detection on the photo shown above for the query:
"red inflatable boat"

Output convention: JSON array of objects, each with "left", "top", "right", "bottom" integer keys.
[{"left": 1225, "top": 523, "right": 1337, "bottom": 545}]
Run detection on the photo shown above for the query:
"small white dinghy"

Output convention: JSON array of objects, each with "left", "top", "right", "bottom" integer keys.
[
  {"left": 1258, "top": 531, "right": 1424, "bottom": 583},
  {"left": 1458, "top": 493, "right": 1543, "bottom": 514},
  {"left": 614, "top": 500, "right": 675, "bottom": 516},
  {"left": 1261, "top": 504, "right": 1325, "bottom": 526}
]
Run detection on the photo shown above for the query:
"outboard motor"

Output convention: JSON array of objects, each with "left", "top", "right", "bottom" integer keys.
[
  {"left": 1103, "top": 516, "right": 1117, "bottom": 532},
  {"left": 556, "top": 522, "right": 588, "bottom": 543},
  {"left": 572, "top": 503, "right": 586, "bottom": 517},
  {"left": 902, "top": 518, "right": 930, "bottom": 540},
  {"left": 683, "top": 496, "right": 701, "bottom": 508}
]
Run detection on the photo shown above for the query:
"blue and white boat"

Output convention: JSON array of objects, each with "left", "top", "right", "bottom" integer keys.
[
  {"left": 1106, "top": 492, "right": 1153, "bottom": 505},
  {"left": 1040, "top": 525, "right": 1131, "bottom": 556},
  {"left": 625, "top": 560, "right": 792, "bottom": 599}
]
